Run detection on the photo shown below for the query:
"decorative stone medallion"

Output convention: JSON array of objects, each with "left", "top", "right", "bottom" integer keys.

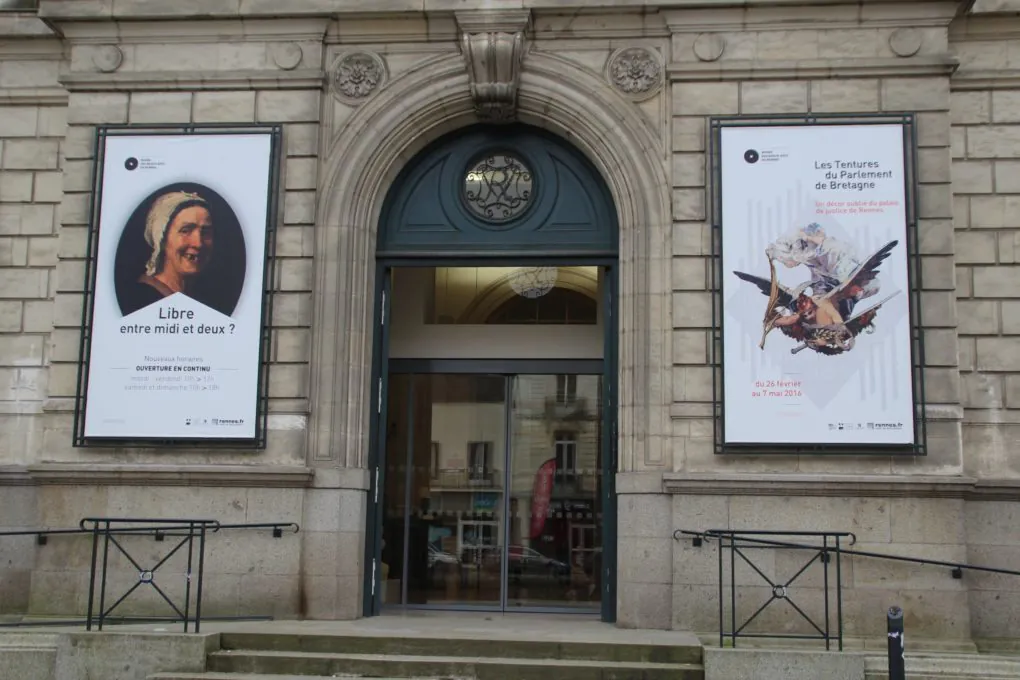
[
  {"left": 92, "top": 45, "right": 124, "bottom": 73},
  {"left": 272, "top": 42, "right": 303, "bottom": 71},
  {"left": 889, "top": 28, "right": 923, "bottom": 58},
  {"left": 693, "top": 33, "right": 726, "bottom": 62},
  {"left": 329, "top": 51, "right": 387, "bottom": 103},
  {"left": 606, "top": 47, "right": 663, "bottom": 100}
]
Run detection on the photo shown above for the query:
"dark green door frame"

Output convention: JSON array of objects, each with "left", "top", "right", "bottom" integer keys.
[{"left": 364, "top": 259, "right": 619, "bottom": 623}]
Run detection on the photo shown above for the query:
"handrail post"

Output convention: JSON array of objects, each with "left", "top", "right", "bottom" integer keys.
[{"left": 887, "top": 606, "right": 905, "bottom": 680}]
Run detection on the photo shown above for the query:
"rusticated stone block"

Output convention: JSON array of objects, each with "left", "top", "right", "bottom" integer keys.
[
  {"left": 923, "top": 366, "right": 960, "bottom": 402},
  {"left": 672, "top": 291, "right": 712, "bottom": 328},
  {"left": 917, "top": 112, "right": 950, "bottom": 147},
  {"left": 257, "top": 91, "right": 321, "bottom": 123},
  {"left": 994, "top": 160, "right": 1020, "bottom": 192},
  {"left": 671, "top": 153, "right": 705, "bottom": 188},
  {"left": 957, "top": 299, "right": 999, "bottom": 335},
  {"left": 968, "top": 126, "right": 1020, "bottom": 158},
  {"left": 881, "top": 77, "right": 949, "bottom": 112},
  {"left": 976, "top": 337, "right": 1020, "bottom": 371},
  {"left": 919, "top": 218, "right": 953, "bottom": 254},
  {"left": 969, "top": 195, "right": 1020, "bottom": 228},
  {"left": 973, "top": 266, "right": 1020, "bottom": 297},
  {"left": 951, "top": 91, "right": 990, "bottom": 125},
  {"left": 0, "top": 106, "right": 38, "bottom": 137},
  {"left": 129, "top": 92, "right": 192, "bottom": 124},
  {"left": 992, "top": 91, "right": 1020, "bottom": 123},
  {"left": 1005, "top": 375, "right": 1020, "bottom": 407},
  {"left": 285, "top": 157, "right": 317, "bottom": 191},
  {"left": 955, "top": 230, "right": 998, "bottom": 264},
  {"left": 740, "top": 81, "right": 807, "bottom": 114},
  {"left": 951, "top": 160, "right": 993, "bottom": 194},
  {"left": 0, "top": 301, "right": 21, "bottom": 332},
  {"left": 1003, "top": 300, "right": 1020, "bottom": 335},
  {"left": 67, "top": 93, "right": 128, "bottom": 125},
  {"left": 962, "top": 371, "right": 1003, "bottom": 409},
  {"left": 671, "top": 256, "right": 706, "bottom": 291},
  {"left": 810, "top": 79, "right": 879, "bottom": 113},
  {"left": 672, "top": 329, "right": 707, "bottom": 364},
  {"left": 673, "top": 82, "right": 738, "bottom": 115},
  {"left": 2, "top": 140, "right": 59, "bottom": 171},
  {"left": 283, "top": 191, "right": 316, "bottom": 225},
  {"left": 0, "top": 269, "right": 47, "bottom": 298},
  {"left": 672, "top": 117, "right": 706, "bottom": 152},
  {"left": 0, "top": 172, "right": 32, "bottom": 202},
  {"left": 671, "top": 189, "right": 705, "bottom": 221},
  {"left": 193, "top": 91, "right": 255, "bottom": 123}
]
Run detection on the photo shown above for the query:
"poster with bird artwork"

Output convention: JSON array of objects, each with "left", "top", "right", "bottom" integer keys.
[{"left": 718, "top": 121, "right": 917, "bottom": 448}]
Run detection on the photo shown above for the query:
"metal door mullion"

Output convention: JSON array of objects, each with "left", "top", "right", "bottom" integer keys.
[
  {"left": 365, "top": 264, "right": 392, "bottom": 617},
  {"left": 499, "top": 375, "right": 513, "bottom": 613},
  {"left": 401, "top": 375, "right": 415, "bottom": 607}
]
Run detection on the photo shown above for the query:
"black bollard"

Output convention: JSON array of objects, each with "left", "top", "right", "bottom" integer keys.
[{"left": 887, "top": 606, "right": 905, "bottom": 680}]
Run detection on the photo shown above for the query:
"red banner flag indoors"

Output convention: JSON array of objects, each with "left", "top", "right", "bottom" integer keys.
[{"left": 529, "top": 458, "right": 557, "bottom": 539}]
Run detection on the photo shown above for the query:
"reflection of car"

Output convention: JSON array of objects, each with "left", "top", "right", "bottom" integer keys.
[
  {"left": 508, "top": 545, "right": 569, "bottom": 581},
  {"left": 427, "top": 544, "right": 459, "bottom": 568}
]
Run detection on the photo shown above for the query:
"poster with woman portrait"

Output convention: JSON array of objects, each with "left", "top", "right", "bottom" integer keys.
[{"left": 81, "top": 131, "right": 277, "bottom": 441}]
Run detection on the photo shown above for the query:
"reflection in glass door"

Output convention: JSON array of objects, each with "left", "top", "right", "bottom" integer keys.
[
  {"left": 381, "top": 373, "right": 506, "bottom": 608},
  {"left": 379, "top": 370, "right": 602, "bottom": 612},
  {"left": 507, "top": 374, "right": 602, "bottom": 609}
]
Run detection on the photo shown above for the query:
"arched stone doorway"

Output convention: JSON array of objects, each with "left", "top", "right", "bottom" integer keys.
[
  {"left": 368, "top": 123, "right": 618, "bottom": 618},
  {"left": 308, "top": 48, "right": 671, "bottom": 624}
]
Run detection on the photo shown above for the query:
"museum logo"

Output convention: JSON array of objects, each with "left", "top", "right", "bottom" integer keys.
[
  {"left": 743, "top": 147, "right": 789, "bottom": 164},
  {"left": 123, "top": 156, "right": 166, "bottom": 171}
]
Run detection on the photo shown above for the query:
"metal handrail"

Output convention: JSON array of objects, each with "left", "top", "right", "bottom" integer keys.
[
  {"left": 674, "top": 529, "right": 1020, "bottom": 578},
  {"left": 0, "top": 521, "right": 300, "bottom": 544},
  {"left": 0, "top": 518, "right": 301, "bottom": 632}
]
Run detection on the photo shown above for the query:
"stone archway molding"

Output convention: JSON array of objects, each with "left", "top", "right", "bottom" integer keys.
[{"left": 308, "top": 48, "right": 672, "bottom": 474}]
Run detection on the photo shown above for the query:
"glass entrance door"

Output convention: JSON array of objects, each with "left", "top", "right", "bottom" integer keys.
[
  {"left": 379, "top": 370, "right": 602, "bottom": 612},
  {"left": 507, "top": 374, "right": 602, "bottom": 609}
]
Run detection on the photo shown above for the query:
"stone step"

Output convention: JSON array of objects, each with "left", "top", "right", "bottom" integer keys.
[
  {"left": 151, "top": 675, "right": 449, "bottom": 680},
  {"left": 864, "top": 653, "right": 1020, "bottom": 680},
  {"left": 218, "top": 632, "right": 702, "bottom": 665},
  {"left": 205, "top": 650, "right": 704, "bottom": 680}
]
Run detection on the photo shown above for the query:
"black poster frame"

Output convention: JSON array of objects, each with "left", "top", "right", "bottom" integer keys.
[
  {"left": 72, "top": 124, "right": 283, "bottom": 449},
  {"left": 708, "top": 113, "right": 927, "bottom": 456}
]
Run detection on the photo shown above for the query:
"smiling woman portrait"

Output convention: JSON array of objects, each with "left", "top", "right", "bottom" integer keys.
[{"left": 113, "top": 183, "right": 247, "bottom": 317}]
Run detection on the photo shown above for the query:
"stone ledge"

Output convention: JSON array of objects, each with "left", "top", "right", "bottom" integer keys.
[
  {"left": 663, "top": 472, "right": 977, "bottom": 498},
  {"left": 951, "top": 70, "right": 1020, "bottom": 90},
  {"left": 964, "top": 409, "right": 1020, "bottom": 424},
  {"left": 0, "top": 466, "right": 35, "bottom": 486},
  {"left": 0, "top": 13, "right": 56, "bottom": 38},
  {"left": 35, "top": 0, "right": 968, "bottom": 21},
  {"left": 971, "top": 480, "right": 1020, "bottom": 502},
  {"left": 22, "top": 463, "right": 314, "bottom": 488},
  {"left": 667, "top": 56, "right": 959, "bottom": 81},
  {"left": 669, "top": 403, "right": 962, "bottom": 421},
  {"left": 0, "top": 87, "right": 67, "bottom": 105},
  {"left": 59, "top": 69, "right": 325, "bottom": 92}
]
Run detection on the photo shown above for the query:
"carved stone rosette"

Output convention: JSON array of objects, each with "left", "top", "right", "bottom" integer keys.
[
  {"left": 606, "top": 47, "right": 663, "bottom": 101},
  {"left": 456, "top": 10, "right": 530, "bottom": 122},
  {"left": 329, "top": 51, "right": 387, "bottom": 104}
]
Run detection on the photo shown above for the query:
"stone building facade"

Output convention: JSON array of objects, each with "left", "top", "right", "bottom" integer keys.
[{"left": 0, "top": 0, "right": 1018, "bottom": 648}]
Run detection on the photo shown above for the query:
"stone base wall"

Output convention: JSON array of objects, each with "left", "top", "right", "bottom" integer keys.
[
  {"left": 0, "top": 481, "right": 366, "bottom": 622},
  {"left": 615, "top": 484, "right": 1020, "bottom": 644}
]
